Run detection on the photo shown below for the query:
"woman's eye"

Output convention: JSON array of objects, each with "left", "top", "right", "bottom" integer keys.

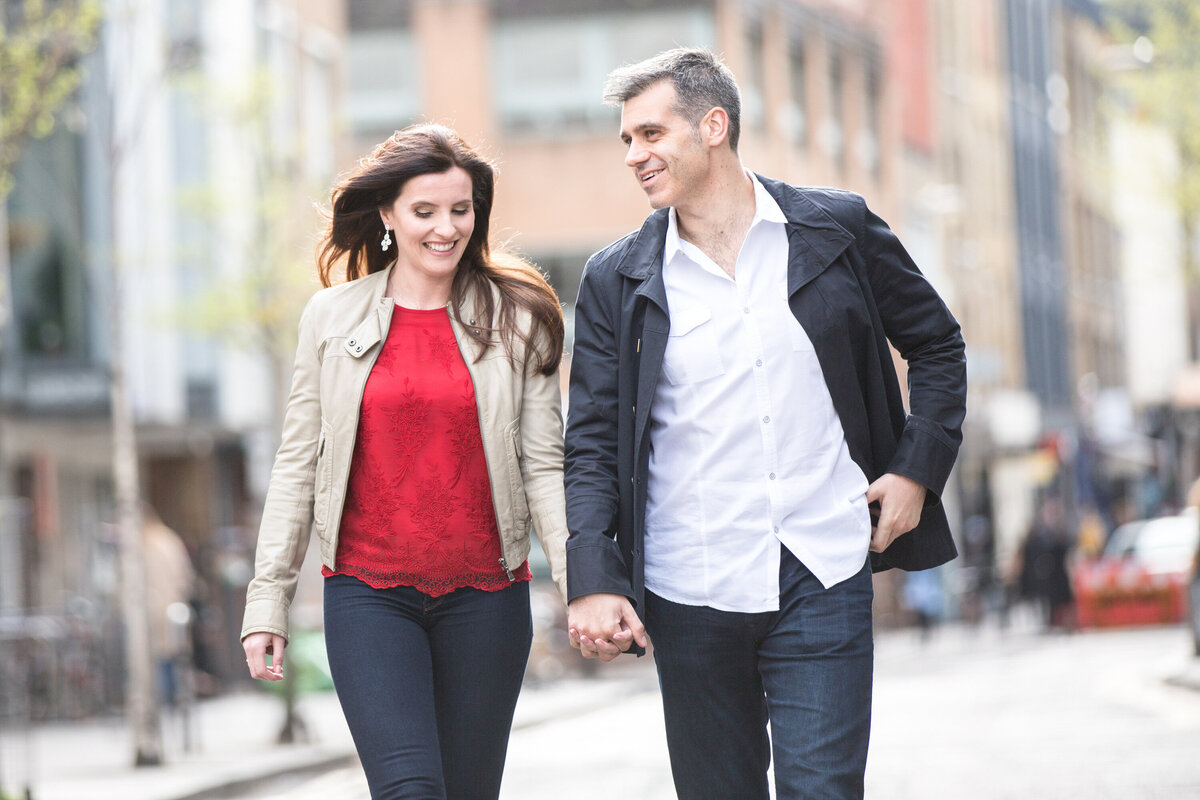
[
  {"left": 414, "top": 210, "right": 432, "bottom": 218},
  {"left": 452, "top": 208, "right": 470, "bottom": 216}
]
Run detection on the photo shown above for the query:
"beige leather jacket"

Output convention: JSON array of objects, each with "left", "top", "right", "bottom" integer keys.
[{"left": 241, "top": 265, "right": 569, "bottom": 641}]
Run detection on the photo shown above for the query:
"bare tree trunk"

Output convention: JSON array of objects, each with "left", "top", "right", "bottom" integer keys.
[{"left": 109, "top": 217, "right": 162, "bottom": 767}]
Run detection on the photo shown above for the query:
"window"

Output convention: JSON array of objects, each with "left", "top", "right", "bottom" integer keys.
[
  {"left": 492, "top": 9, "right": 715, "bottom": 138},
  {"left": 822, "top": 52, "right": 845, "bottom": 169},
  {"left": 346, "top": 30, "right": 421, "bottom": 137},
  {"left": 859, "top": 65, "right": 881, "bottom": 178},
  {"left": 7, "top": 127, "right": 90, "bottom": 363},
  {"left": 787, "top": 39, "right": 808, "bottom": 146},
  {"left": 742, "top": 21, "right": 765, "bottom": 133}
]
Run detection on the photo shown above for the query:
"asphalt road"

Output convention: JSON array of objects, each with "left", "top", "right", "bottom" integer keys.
[{"left": 239, "top": 620, "right": 1200, "bottom": 799}]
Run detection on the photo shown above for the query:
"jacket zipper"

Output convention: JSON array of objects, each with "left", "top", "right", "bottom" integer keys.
[
  {"left": 449, "top": 310, "right": 517, "bottom": 581},
  {"left": 498, "top": 557, "right": 515, "bottom": 582},
  {"left": 328, "top": 301, "right": 395, "bottom": 559}
]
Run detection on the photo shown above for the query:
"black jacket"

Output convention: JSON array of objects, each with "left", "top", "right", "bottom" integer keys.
[{"left": 564, "top": 176, "right": 967, "bottom": 610}]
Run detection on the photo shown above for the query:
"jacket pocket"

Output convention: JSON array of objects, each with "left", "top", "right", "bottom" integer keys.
[
  {"left": 503, "top": 419, "right": 531, "bottom": 535},
  {"left": 312, "top": 421, "right": 333, "bottom": 532}
]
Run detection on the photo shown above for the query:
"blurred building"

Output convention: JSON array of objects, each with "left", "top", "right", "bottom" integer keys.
[
  {"left": 344, "top": 0, "right": 958, "bottom": 623},
  {"left": 0, "top": 0, "right": 348, "bottom": 699},
  {"left": 345, "top": 0, "right": 912, "bottom": 306}
]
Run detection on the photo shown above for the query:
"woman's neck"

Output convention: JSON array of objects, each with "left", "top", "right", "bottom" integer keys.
[{"left": 386, "top": 268, "right": 454, "bottom": 310}]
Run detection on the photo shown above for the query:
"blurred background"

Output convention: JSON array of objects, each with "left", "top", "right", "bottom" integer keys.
[{"left": 1, "top": 0, "right": 1200, "bottom": 798}]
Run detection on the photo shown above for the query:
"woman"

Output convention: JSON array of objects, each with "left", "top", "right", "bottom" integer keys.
[{"left": 241, "top": 124, "right": 568, "bottom": 800}]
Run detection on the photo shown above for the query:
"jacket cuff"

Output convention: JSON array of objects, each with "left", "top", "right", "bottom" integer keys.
[
  {"left": 240, "top": 593, "right": 291, "bottom": 642},
  {"left": 566, "top": 535, "right": 634, "bottom": 604},
  {"left": 886, "top": 416, "right": 957, "bottom": 501}
]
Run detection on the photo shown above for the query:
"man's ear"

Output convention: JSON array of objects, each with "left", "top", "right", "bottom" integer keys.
[{"left": 700, "top": 106, "right": 730, "bottom": 148}]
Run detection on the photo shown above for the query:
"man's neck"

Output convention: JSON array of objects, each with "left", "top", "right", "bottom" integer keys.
[{"left": 674, "top": 160, "right": 756, "bottom": 278}]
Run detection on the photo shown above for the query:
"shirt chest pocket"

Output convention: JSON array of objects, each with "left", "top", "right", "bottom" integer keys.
[{"left": 662, "top": 305, "right": 725, "bottom": 385}]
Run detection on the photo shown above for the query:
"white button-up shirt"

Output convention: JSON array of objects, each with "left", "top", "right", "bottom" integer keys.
[{"left": 643, "top": 173, "right": 872, "bottom": 612}]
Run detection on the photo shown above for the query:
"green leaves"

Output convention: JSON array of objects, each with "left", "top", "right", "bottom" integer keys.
[{"left": 0, "top": 0, "right": 102, "bottom": 196}]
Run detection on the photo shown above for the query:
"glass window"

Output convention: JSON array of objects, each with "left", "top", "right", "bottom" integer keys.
[
  {"left": 787, "top": 39, "right": 807, "bottom": 146},
  {"left": 823, "top": 52, "right": 845, "bottom": 169},
  {"left": 7, "top": 127, "right": 89, "bottom": 362},
  {"left": 743, "top": 22, "right": 765, "bottom": 133},
  {"left": 492, "top": 9, "right": 715, "bottom": 138},
  {"left": 347, "top": 30, "right": 421, "bottom": 136},
  {"left": 859, "top": 65, "right": 881, "bottom": 178}
]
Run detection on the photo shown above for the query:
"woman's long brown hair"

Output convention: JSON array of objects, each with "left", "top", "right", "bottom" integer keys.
[{"left": 316, "top": 125, "right": 563, "bottom": 375}]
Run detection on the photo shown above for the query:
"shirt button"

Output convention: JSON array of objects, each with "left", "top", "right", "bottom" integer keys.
[
  {"left": 762, "top": 416, "right": 770, "bottom": 424},
  {"left": 743, "top": 307, "right": 751, "bottom": 314},
  {"left": 755, "top": 359, "right": 763, "bottom": 367},
  {"left": 773, "top": 526, "right": 780, "bottom": 533},
  {"left": 769, "top": 473, "right": 776, "bottom": 480}
]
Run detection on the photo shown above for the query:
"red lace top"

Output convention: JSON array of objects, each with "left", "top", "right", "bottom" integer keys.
[{"left": 321, "top": 306, "right": 530, "bottom": 595}]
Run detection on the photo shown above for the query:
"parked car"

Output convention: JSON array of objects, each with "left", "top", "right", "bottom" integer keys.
[
  {"left": 1189, "top": 532, "right": 1200, "bottom": 654},
  {"left": 1073, "top": 511, "right": 1199, "bottom": 629}
]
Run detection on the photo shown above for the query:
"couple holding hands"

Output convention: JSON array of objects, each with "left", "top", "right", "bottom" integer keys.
[{"left": 241, "top": 47, "right": 965, "bottom": 800}]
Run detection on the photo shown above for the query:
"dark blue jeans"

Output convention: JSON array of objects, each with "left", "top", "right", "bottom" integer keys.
[
  {"left": 323, "top": 575, "right": 532, "bottom": 800},
  {"left": 644, "top": 548, "right": 874, "bottom": 800}
]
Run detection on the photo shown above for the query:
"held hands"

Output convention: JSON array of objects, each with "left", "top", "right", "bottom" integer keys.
[
  {"left": 567, "top": 593, "right": 649, "bottom": 662},
  {"left": 242, "top": 632, "right": 286, "bottom": 681},
  {"left": 866, "top": 473, "right": 928, "bottom": 553}
]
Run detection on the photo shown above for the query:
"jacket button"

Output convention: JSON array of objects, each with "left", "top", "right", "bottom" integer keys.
[
  {"left": 355, "top": 346, "right": 363, "bottom": 353},
  {"left": 348, "top": 339, "right": 356, "bottom": 346}
]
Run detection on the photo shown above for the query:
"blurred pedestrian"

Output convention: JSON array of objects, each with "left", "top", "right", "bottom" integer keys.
[
  {"left": 1019, "top": 497, "right": 1075, "bottom": 630},
  {"left": 564, "top": 48, "right": 966, "bottom": 800},
  {"left": 903, "top": 569, "right": 943, "bottom": 642},
  {"left": 141, "top": 504, "right": 195, "bottom": 707},
  {"left": 241, "top": 124, "right": 568, "bottom": 800}
]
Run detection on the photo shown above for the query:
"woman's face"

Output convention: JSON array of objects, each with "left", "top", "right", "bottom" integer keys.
[{"left": 380, "top": 166, "right": 476, "bottom": 288}]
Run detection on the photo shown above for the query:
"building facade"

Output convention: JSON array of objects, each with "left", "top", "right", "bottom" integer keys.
[{"left": 0, "top": 0, "right": 347, "bottom": 698}]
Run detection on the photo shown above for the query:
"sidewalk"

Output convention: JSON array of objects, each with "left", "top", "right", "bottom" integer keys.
[
  {"left": 0, "top": 666, "right": 656, "bottom": 800},
  {"left": 5, "top": 623, "right": 1196, "bottom": 800}
]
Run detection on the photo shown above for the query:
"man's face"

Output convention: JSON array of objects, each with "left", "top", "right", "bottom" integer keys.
[{"left": 619, "top": 80, "right": 709, "bottom": 210}]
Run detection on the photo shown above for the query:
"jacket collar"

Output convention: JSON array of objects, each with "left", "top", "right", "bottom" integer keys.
[
  {"left": 615, "top": 209, "right": 671, "bottom": 309},
  {"left": 613, "top": 173, "right": 854, "bottom": 301}
]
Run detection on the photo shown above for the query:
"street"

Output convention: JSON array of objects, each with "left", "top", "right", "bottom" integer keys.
[{"left": 236, "top": 621, "right": 1200, "bottom": 799}]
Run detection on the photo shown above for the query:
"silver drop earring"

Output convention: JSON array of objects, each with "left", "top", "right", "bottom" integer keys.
[{"left": 381, "top": 226, "right": 392, "bottom": 251}]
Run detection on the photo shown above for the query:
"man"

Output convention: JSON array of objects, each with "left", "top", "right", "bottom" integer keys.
[{"left": 564, "top": 48, "right": 966, "bottom": 799}]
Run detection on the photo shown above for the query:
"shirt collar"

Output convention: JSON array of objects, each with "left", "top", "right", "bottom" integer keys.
[{"left": 663, "top": 171, "right": 787, "bottom": 267}]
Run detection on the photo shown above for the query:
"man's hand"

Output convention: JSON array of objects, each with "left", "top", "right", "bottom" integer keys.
[
  {"left": 866, "top": 473, "right": 928, "bottom": 553},
  {"left": 568, "top": 593, "right": 648, "bottom": 662}
]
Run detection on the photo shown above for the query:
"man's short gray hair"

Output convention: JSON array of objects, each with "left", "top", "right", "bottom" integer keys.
[{"left": 603, "top": 47, "right": 742, "bottom": 152}]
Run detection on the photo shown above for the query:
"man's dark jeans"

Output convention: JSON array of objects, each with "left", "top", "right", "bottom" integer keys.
[
  {"left": 323, "top": 575, "right": 532, "bottom": 800},
  {"left": 644, "top": 548, "right": 874, "bottom": 799}
]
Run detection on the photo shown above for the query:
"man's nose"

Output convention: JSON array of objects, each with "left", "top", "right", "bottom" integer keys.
[{"left": 625, "top": 141, "right": 648, "bottom": 168}]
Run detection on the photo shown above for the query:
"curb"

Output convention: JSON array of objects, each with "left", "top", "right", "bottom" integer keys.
[{"left": 166, "top": 751, "right": 359, "bottom": 800}]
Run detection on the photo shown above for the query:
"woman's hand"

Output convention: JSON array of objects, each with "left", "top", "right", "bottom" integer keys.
[{"left": 242, "top": 632, "right": 286, "bottom": 681}]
